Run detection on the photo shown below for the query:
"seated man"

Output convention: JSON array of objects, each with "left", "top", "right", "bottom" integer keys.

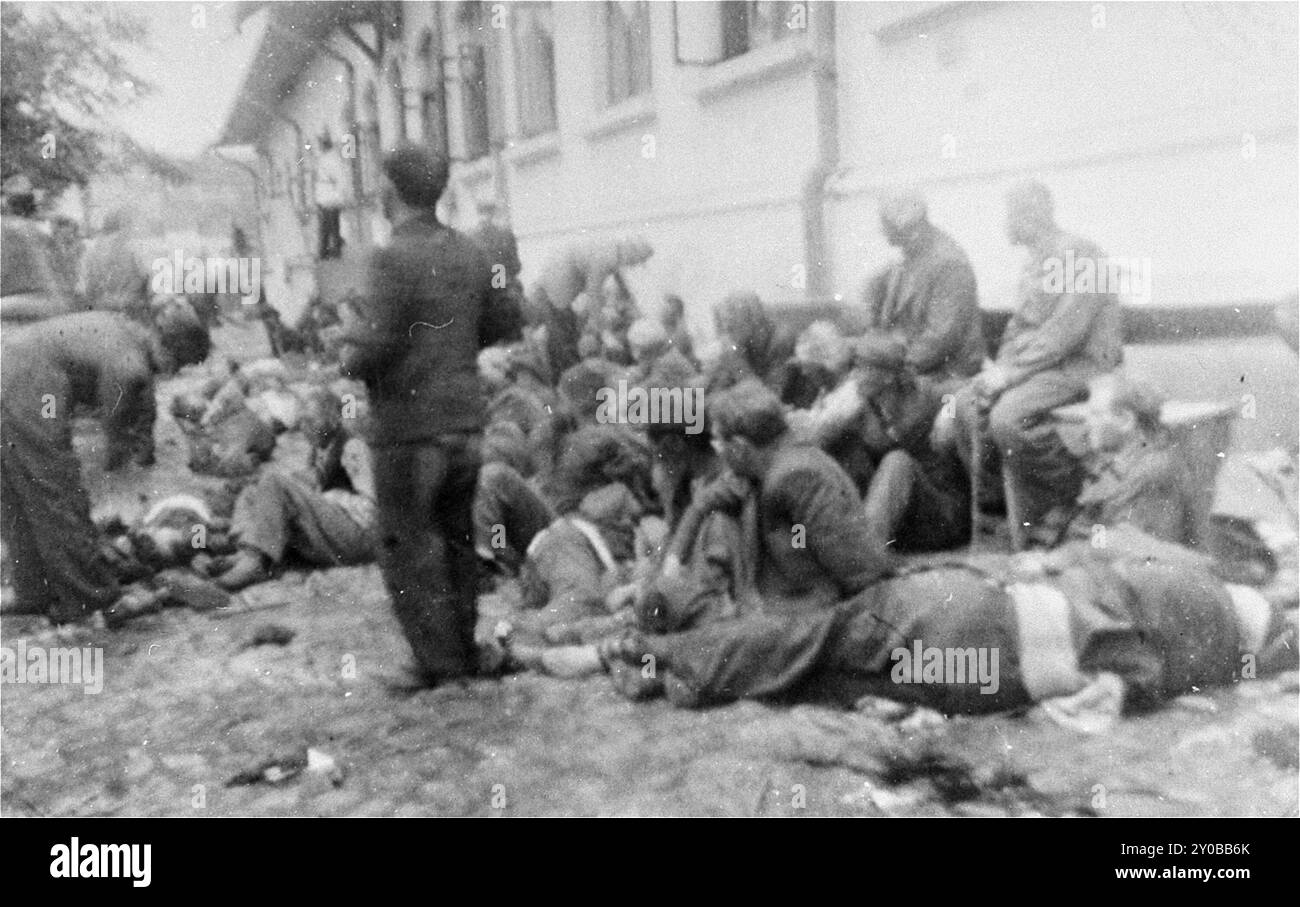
[
  {"left": 626, "top": 316, "right": 694, "bottom": 386},
  {"left": 854, "top": 339, "right": 970, "bottom": 553},
  {"left": 634, "top": 400, "right": 740, "bottom": 635},
  {"left": 1062, "top": 378, "right": 1187, "bottom": 545},
  {"left": 605, "top": 538, "right": 1296, "bottom": 719},
  {"left": 519, "top": 483, "right": 643, "bottom": 629},
  {"left": 212, "top": 393, "right": 377, "bottom": 590},
  {"left": 780, "top": 320, "right": 854, "bottom": 410},
  {"left": 859, "top": 187, "right": 985, "bottom": 394},
  {"left": 474, "top": 458, "right": 555, "bottom": 577},
  {"left": 1, "top": 306, "right": 210, "bottom": 623},
  {"left": 660, "top": 294, "right": 697, "bottom": 366},
  {"left": 704, "top": 291, "right": 797, "bottom": 395},
  {"left": 486, "top": 343, "right": 557, "bottom": 441},
  {"left": 952, "top": 180, "right": 1123, "bottom": 544},
  {"left": 676, "top": 379, "right": 894, "bottom": 617}
]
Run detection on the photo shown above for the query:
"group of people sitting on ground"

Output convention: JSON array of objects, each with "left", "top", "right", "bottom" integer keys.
[{"left": 2, "top": 159, "right": 1296, "bottom": 730}]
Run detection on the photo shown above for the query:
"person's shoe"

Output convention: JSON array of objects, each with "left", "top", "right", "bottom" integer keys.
[{"left": 213, "top": 550, "right": 272, "bottom": 591}]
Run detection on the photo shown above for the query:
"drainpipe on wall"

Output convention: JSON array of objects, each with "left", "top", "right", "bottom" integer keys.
[{"left": 801, "top": 2, "right": 839, "bottom": 300}]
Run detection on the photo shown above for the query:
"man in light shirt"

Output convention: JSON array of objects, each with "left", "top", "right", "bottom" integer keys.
[{"left": 314, "top": 133, "right": 348, "bottom": 260}]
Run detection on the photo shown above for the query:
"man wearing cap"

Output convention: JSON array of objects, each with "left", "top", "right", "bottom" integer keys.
[
  {"left": 953, "top": 180, "right": 1123, "bottom": 544},
  {"left": 339, "top": 144, "right": 522, "bottom": 686},
  {"left": 860, "top": 188, "right": 985, "bottom": 393},
  {"left": 470, "top": 199, "right": 525, "bottom": 314},
  {"left": 796, "top": 335, "right": 969, "bottom": 552}
]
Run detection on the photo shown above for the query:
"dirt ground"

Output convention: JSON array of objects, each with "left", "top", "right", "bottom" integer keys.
[{"left": 2, "top": 324, "right": 1297, "bottom": 817}]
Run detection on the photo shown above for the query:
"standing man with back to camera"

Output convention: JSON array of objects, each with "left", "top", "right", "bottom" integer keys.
[{"left": 339, "top": 145, "right": 522, "bottom": 687}]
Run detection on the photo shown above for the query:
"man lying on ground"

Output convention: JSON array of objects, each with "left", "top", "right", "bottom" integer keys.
[
  {"left": 601, "top": 537, "right": 1296, "bottom": 728},
  {"left": 210, "top": 390, "right": 377, "bottom": 590}
]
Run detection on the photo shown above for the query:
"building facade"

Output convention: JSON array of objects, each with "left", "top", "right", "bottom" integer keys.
[{"left": 219, "top": 1, "right": 1298, "bottom": 337}]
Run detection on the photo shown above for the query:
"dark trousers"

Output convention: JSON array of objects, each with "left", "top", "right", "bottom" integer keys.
[
  {"left": 317, "top": 206, "right": 343, "bottom": 260},
  {"left": 231, "top": 468, "right": 374, "bottom": 566},
  {"left": 863, "top": 450, "right": 970, "bottom": 553},
  {"left": 373, "top": 435, "right": 482, "bottom": 680},
  {"left": 0, "top": 410, "right": 120, "bottom": 622},
  {"left": 473, "top": 461, "right": 554, "bottom": 574},
  {"left": 953, "top": 369, "right": 1088, "bottom": 529}
]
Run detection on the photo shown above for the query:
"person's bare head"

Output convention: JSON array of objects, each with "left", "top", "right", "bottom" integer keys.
[
  {"left": 628, "top": 317, "right": 669, "bottom": 364},
  {"left": 618, "top": 235, "right": 654, "bottom": 267},
  {"left": 708, "top": 379, "right": 788, "bottom": 480},
  {"left": 879, "top": 187, "right": 929, "bottom": 250},
  {"left": 1005, "top": 179, "right": 1056, "bottom": 247}
]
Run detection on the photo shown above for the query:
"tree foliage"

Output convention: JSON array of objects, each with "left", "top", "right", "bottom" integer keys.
[{"left": 1, "top": 2, "right": 153, "bottom": 197}]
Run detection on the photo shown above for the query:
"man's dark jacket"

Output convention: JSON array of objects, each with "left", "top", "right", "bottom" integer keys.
[{"left": 341, "top": 212, "right": 521, "bottom": 442}]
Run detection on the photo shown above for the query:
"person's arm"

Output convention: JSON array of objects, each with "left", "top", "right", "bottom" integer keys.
[
  {"left": 480, "top": 277, "right": 523, "bottom": 348},
  {"left": 537, "top": 529, "right": 608, "bottom": 615},
  {"left": 101, "top": 348, "right": 156, "bottom": 469},
  {"left": 339, "top": 246, "right": 409, "bottom": 380},
  {"left": 1001, "top": 291, "right": 1108, "bottom": 387},
  {"left": 905, "top": 261, "right": 979, "bottom": 374},
  {"left": 780, "top": 465, "right": 893, "bottom": 594},
  {"left": 339, "top": 438, "right": 376, "bottom": 500},
  {"left": 860, "top": 267, "right": 890, "bottom": 328}
]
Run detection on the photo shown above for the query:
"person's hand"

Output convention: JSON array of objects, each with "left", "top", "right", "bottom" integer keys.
[
  {"left": 320, "top": 324, "right": 346, "bottom": 353},
  {"left": 975, "top": 364, "right": 1010, "bottom": 404},
  {"left": 695, "top": 472, "right": 749, "bottom": 514},
  {"left": 605, "top": 582, "right": 640, "bottom": 613},
  {"left": 660, "top": 553, "right": 683, "bottom": 578}
]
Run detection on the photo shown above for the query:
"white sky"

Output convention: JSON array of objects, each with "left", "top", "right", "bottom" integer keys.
[{"left": 95, "top": 0, "right": 267, "bottom": 157}]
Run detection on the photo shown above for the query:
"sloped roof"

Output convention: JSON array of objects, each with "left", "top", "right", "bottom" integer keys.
[{"left": 217, "top": 1, "right": 372, "bottom": 146}]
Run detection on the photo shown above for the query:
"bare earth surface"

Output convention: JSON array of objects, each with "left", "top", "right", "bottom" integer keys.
[{"left": 2, "top": 325, "right": 1297, "bottom": 817}]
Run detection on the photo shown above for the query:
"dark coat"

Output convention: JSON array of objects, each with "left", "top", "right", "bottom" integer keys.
[
  {"left": 341, "top": 212, "right": 521, "bottom": 443},
  {"left": 861, "top": 225, "right": 985, "bottom": 381}
]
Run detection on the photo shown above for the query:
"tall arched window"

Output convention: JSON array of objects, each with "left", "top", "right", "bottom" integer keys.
[
  {"left": 511, "top": 2, "right": 557, "bottom": 138},
  {"left": 604, "top": 1, "right": 651, "bottom": 107},
  {"left": 418, "top": 30, "right": 448, "bottom": 157},
  {"left": 456, "top": 1, "right": 500, "bottom": 160}
]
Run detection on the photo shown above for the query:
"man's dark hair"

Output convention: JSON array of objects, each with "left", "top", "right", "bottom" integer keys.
[
  {"left": 709, "top": 378, "right": 787, "bottom": 446},
  {"left": 155, "top": 300, "right": 212, "bottom": 367},
  {"left": 382, "top": 144, "right": 450, "bottom": 210},
  {"left": 6, "top": 192, "right": 37, "bottom": 218}
]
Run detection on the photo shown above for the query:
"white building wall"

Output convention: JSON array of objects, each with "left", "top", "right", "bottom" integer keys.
[
  {"left": 244, "top": 1, "right": 1297, "bottom": 337},
  {"left": 446, "top": 1, "right": 825, "bottom": 339},
  {"left": 830, "top": 1, "right": 1299, "bottom": 310}
]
